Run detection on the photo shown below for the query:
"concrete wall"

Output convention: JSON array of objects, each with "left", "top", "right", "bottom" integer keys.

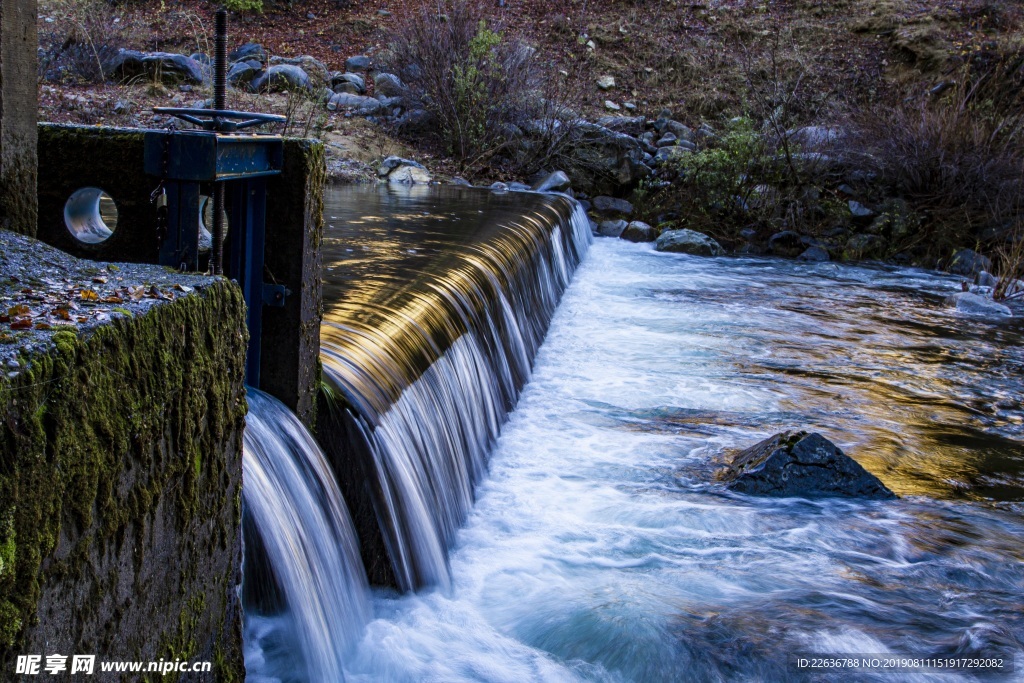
[
  {"left": 0, "top": 0, "right": 38, "bottom": 236},
  {"left": 0, "top": 231, "right": 247, "bottom": 680}
]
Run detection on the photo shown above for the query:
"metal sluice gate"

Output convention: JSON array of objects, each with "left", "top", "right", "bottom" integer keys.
[{"left": 143, "top": 9, "right": 285, "bottom": 385}]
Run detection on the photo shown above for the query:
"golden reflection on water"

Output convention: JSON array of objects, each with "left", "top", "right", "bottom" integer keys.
[{"left": 320, "top": 185, "right": 577, "bottom": 420}]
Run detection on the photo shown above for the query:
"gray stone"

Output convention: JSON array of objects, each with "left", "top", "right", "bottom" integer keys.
[
  {"left": 596, "top": 116, "right": 646, "bottom": 136},
  {"left": 947, "top": 249, "right": 992, "bottom": 277},
  {"left": 592, "top": 195, "right": 634, "bottom": 217},
  {"left": 331, "top": 71, "right": 365, "bottom": 92},
  {"left": 597, "top": 75, "right": 615, "bottom": 90},
  {"left": 665, "top": 120, "right": 693, "bottom": 141},
  {"left": 798, "top": 246, "right": 831, "bottom": 262},
  {"left": 387, "top": 165, "right": 432, "bottom": 184},
  {"left": 327, "top": 92, "right": 385, "bottom": 114},
  {"left": 656, "top": 133, "right": 678, "bottom": 147},
  {"left": 597, "top": 219, "right": 628, "bottom": 238},
  {"left": 229, "top": 42, "right": 266, "bottom": 64},
  {"left": 508, "top": 182, "right": 531, "bottom": 191},
  {"left": 945, "top": 292, "right": 1013, "bottom": 316},
  {"left": 227, "top": 61, "right": 259, "bottom": 87},
  {"left": 975, "top": 270, "right": 999, "bottom": 288},
  {"left": 724, "top": 431, "right": 896, "bottom": 499},
  {"left": 849, "top": 200, "right": 876, "bottom": 220},
  {"left": 270, "top": 55, "right": 328, "bottom": 85},
  {"left": 768, "top": 230, "right": 805, "bottom": 258},
  {"left": 532, "top": 170, "right": 572, "bottom": 193},
  {"left": 345, "top": 55, "right": 372, "bottom": 72},
  {"left": 373, "top": 72, "right": 405, "bottom": 97},
  {"left": 377, "top": 156, "right": 426, "bottom": 177},
  {"left": 655, "top": 229, "right": 724, "bottom": 256},
  {"left": 333, "top": 81, "right": 361, "bottom": 95},
  {"left": 105, "top": 50, "right": 207, "bottom": 85},
  {"left": 252, "top": 64, "right": 311, "bottom": 93},
  {"left": 604, "top": 100, "right": 621, "bottom": 111},
  {"left": 450, "top": 177, "right": 471, "bottom": 186},
  {"left": 620, "top": 221, "right": 656, "bottom": 243}
]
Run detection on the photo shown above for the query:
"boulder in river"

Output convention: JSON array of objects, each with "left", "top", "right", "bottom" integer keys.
[
  {"left": 620, "top": 221, "right": 656, "bottom": 243},
  {"left": 945, "top": 292, "right": 1012, "bottom": 316},
  {"left": 655, "top": 229, "right": 724, "bottom": 256},
  {"left": 724, "top": 431, "right": 896, "bottom": 499}
]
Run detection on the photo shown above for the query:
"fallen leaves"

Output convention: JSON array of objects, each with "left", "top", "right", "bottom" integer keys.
[{"left": 1, "top": 278, "right": 191, "bottom": 333}]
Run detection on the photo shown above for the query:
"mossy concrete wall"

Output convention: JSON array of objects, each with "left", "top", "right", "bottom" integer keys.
[
  {"left": 0, "top": 234, "right": 247, "bottom": 680},
  {"left": 35, "top": 124, "right": 325, "bottom": 430},
  {"left": 0, "top": 0, "right": 38, "bottom": 237}
]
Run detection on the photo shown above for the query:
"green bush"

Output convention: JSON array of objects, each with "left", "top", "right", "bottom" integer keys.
[{"left": 223, "top": 0, "right": 262, "bottom": 13}]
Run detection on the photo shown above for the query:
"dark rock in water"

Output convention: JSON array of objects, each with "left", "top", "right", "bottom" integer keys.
[
  {"left": 655, "top": 229, "right": 724, "bottom": 256},
  {"left": 597, "top": 219, "right": 628, "bottom": 238},
  {"left": 620, "top": 221, "right": 656, "bottom": 243},
  {"left": 945, "top": 292, "right": 1012, "bottom": 316},
  {"left": 768, "top": 230, "right": 804, "bottom": 258},
  {"left": 947, "top": 248, "right": 992, "bottom": 277},
  {"left": 592, "top": 195, "right": 634, "bottom": 217},
  {"left": 724, "top": 431, "right": 896, "bottom": 499},
  {"left": 798, "top": 246, "right": 830, "bottom": 262}
]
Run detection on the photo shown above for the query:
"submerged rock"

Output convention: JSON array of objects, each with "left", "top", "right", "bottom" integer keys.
[
  {"left": 655, "top": 229, "right": 724, "bottom": 256},
  {"left": 620, "top": 221, "right": 656, "bottom": 243},
  {"left": 945, "top": 292, "right": 1013, "bottom": 316},
  {"left": 724, "top": 431, "right": 896, "bottom": 499},
  {"left": 597, "top": 219, "right": 628, "bottom": 238}
]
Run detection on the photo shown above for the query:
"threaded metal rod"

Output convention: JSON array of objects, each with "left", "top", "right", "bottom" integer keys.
[
  {"left": 214, "top": 9, "right": 227, "bottom": 111},
  {"left": 212, "top": 9, "right": 228, "bottom": 275}
]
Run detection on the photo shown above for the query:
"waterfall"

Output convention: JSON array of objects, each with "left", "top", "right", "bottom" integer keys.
[
  {"left": 242, "top": 388, "right": 371, "bottom": 682},
  {"left": 320, "top": 193, "right": 592, "bottom": 592}
]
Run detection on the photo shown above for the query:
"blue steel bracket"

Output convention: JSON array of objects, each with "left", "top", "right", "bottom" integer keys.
[
  {"left": 144, "top": 131, "right": 284, "bottom": 182},
  {"left": 263, "top": 283, "right": 290, "bottom": 308}
]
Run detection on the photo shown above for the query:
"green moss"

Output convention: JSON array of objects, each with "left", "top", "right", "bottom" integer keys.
[
  {"left": 0, "top": 279, "right": 246, "bottom": 671},
  {"left": 51, "top": 330, "right": 78, "bottom": 357}
]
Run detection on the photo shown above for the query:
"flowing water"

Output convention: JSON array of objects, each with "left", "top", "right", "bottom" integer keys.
[
  {"left": 318, "top": 188, "right": 1024, "bottom": 682},
  {"left": 242, "top": 388, "right": 371, "bottom": 682},
  {"left": 319, "top": 185, "right": 590, "bottom": 592}
]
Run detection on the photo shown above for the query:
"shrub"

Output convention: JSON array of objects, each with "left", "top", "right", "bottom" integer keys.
[
  {"left": 223, "top": 0, "right": 263, "bottom": 14},
  {"left": 849, "top": 57, "right": 1024, "bottom": 260},
  {"left": 384, "top": 0, "right": 573, "bottom": 172}
]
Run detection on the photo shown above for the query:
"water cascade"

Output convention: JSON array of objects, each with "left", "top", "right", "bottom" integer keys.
[
  {"left": 318, "top": 186, "right": 592, "bottom": 591},
  {"left": 242, "top": 388, "right": 371, "bottom": 681}
]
